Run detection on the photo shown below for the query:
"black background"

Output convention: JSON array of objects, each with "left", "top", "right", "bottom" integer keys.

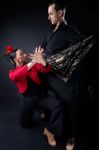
[
  {"left": 0, "top": 0, "right": 98, "bottom": 149},
  {"left": 0, "top": 0, "right": 99, "bottom": 105}
]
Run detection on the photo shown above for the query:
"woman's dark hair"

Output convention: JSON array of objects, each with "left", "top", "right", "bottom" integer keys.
[
  {"left": 5, "top": 45, "right": 18, "bottom": 66},
  {"left": 9, "top": 49, "right": 18, "bottom": 65}
]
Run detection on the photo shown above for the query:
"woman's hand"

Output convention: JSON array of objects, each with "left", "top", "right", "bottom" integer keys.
[{"left": 28, "top": 46, "right": 46, "bottom": 66}]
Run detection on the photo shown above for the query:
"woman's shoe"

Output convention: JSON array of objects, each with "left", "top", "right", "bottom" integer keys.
[
  {"left": 66, "top": 138, "right": 75, "bottom": 150},
  {"left": 44, "top": 127, "right": 56, "bottom": 146}
]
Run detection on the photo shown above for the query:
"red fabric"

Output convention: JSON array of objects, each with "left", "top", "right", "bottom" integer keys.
[
  {"left": 9, "top": 63, "right": 52, "bottom": 94},
  {"left": 5, "top": 45, "right": 14, "bottom": 55}
]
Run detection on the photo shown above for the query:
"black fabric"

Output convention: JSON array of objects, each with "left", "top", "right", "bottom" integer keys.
[
  {"left": 23, "top": 76, "right": 42, "bottom": 97},
  {"left": 0, "top": 100, "right": 96, "bottom": 150},
  {"left": 46, "top": 35, "right": 95, "bottom": 82},
  {"left": 20, "top": 77, "right": 64, "bottom": 136},
  {"left": 41, "top": 23, "right": 84, "bottom": 56},
  {"left": 41, "top": 23, "right": 96, "bottom": 138},
  {"left": 45, "top": 56, "right": 89, "bottom": 137}
]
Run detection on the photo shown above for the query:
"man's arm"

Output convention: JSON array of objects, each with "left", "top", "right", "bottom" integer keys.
[{"left": 46, "top": 35, "right": 95, "bottom": 79}]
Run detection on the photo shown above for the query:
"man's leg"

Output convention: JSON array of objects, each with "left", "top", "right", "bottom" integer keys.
[{"left": 46, "top": 59, "right": 89, "bottom": 150}]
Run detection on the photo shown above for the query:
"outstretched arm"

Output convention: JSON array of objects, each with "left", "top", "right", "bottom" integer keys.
[{"left": 28, "top": 46, "right": 52, "bottom": 73}]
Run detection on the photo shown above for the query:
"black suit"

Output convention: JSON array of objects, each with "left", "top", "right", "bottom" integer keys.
[{"left": 41, "top": 22, "right": 91, "bottom": 138}]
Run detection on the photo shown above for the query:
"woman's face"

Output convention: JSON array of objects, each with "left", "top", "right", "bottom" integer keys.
[{"left": 15, "top": 49, "right": 27, "bottom": 65}]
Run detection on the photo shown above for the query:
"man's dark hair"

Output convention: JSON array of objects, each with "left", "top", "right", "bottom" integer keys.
[{"left": 48, "top": 0, "right": 66, "bottom": 11}]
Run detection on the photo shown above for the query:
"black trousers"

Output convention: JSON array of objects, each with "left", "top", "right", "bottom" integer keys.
[
  {"left": 46, "top": 58, "right": 90, "bottom": 138},
  {"left": 19, "top": 93, "right": 64, "bottom": 136}
]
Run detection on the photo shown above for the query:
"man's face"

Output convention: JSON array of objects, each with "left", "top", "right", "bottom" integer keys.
[
  {"left": 48, "top": 4, "right": 60, "bottom": 25},
  {"left": 15, "top": 49, "right": 27, "bottom": 65}
]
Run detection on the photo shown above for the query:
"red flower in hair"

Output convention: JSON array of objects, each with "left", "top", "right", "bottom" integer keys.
[{"left": 5, "top": 45, "right": 14, "bottom": 55}]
